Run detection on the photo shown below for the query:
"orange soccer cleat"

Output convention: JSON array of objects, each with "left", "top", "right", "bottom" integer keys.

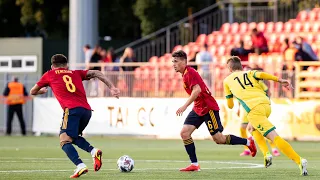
[
  {"left": 247, "top": 137, "right": 257, "bottom": 157},
  {"left": 93, "top": 149, "right": 103, "bottom": 171},
  {"left": 179, "top": 164, "right": 201, "bottom": 172}
]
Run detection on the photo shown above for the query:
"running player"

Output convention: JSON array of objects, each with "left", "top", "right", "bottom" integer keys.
[
  {"left": 223, "top": 56, "right": 307, "bottom": 175},
  {"left": 30, "top": 54, "right": 120, "bottom": 178},
  {"left": 172, "top": 50, "right": 257, "bottom": 172},
  {"left": 239, "top": 67, "right": 280, "bottom": 157}
]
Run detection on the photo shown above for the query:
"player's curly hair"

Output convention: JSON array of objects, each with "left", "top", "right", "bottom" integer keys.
[
  {"left": 51, "top": 54, "right": 68, "bottom": 67},
  {"left": 227, "top": 56, "right": 243, "bottom": 71},
  {"left": 172, "top": 50, "right": 187, "bottom": 60}
]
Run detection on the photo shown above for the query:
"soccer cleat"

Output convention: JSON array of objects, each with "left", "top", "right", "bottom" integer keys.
[
  {"left": 272, "top": 149, "right": 280, "bottom": 157},
  {"left": 246, "top": 137, "right": 257, "bottom": 157},
  {"left": 93, "top": 149, "right": 103, "bottom": 171},
  {"left": 299, "top": 158, "right": 308, "bottom": 176},
  {"left": 70, "top": 166, "right": 88, "bottom": 178},
  {"left": 179, "top": 164, "right": 201, "bottom": 172},
  {"left": 264, "top": 152, "right": 273, "bottom": 168},
  {"left": 240, "top": 150, "right": 251, "bottom": 156}
]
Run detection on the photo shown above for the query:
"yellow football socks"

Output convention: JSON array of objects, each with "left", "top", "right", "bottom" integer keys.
[
  {"left": 240, "top": 127, "right": 249, "bottom": 150},
  {"left": 268, "top": 139, "right": 277, "bottom": 149},
  {"left": 274, "top": 136, "right": 301, "bottom": 164},
  {"left": 252, "top": 130, "right": 269, "bottom": 156}
]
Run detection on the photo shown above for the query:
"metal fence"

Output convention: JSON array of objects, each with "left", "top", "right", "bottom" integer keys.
[{"left": 69, "top": 61, "right": 297, "bottom": 98}]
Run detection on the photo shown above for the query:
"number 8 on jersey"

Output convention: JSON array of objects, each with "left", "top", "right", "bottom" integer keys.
[{"left": 63, "top": 75, "right": 76, "bottom": 93}]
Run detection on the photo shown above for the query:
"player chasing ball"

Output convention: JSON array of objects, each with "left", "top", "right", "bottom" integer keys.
[
  {"left": 172, "top": 50, "right": 257, "bottom": 172},
  {"left": 238, "top": 67, "right": 280, "bottom": 157},
  {"left": 223, "top": 56, "right": 308, "bottom": 175},
  {"left": 30, "top": 54, "right": 120, "bottom": 178}
]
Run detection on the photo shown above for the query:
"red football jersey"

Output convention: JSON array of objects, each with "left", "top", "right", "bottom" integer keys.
[
  {"left": 182, "top": 66, "right": 219, "bottom": 116},
  {"left": 36, "top": 68, "right": 91, "bottom": 110}
]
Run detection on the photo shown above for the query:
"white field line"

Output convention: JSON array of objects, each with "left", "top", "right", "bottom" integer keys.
[
  {"left": 0, "top": 157, "right": 260, "bottom": 163},
  {"left": 0, "top": 159, "right": 264, "bottom": 173}
]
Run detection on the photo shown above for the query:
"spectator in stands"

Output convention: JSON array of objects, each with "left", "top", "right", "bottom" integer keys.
[
  {"left": 101, "top": 49, "right": 109, "bottom": 63},
  {"left": 87, "top": 45, "right": 103, "bottom": 96},
  {"left": 83, "top": 44, "right": 93, "bottom": 69},
  {"left": 89, "top": 45, "right": 102, "bottom": 71},
  {"left": 284, "top": 41, "right": 297, "bottom": 63},
  {"left": 107, "top": 47, "right": 117, "bottom": 63},
  {"left": 281, "top": 61, "right": 295, "bottom": 98},
  {"left": 293, "top": 36, "right": 318, "bottom": 63},
  {"left": 231, "top": 40, "right": 252, "bottom": 56},
  {"left": 230, "top": 40, "right": 252, "bottom": 65},
  {"left": 120, "top": 47, "right": 136, "bottom": 97},
  {"left": 251, "top": 28, "right": 268, "bottom": 55},
  {"left": 188, "top": 50, "right": 198, "bottom": 70},
  {"left": 104, "top": 48, "right": 118, "bottom": 90},
  {"left": 280, "top": 41, "right": 296, "bottom": 98},
  {"left": 281, "top": 38, "right": 290, "bottom": 53},
  {"left": 196, "top": 44, "right": 213, "bottom": 88}
]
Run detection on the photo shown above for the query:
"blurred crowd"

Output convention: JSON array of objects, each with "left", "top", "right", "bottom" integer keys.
[
  {"left": 82, "top": 45, "right": 138, "bottom": 96},
  {"left": 81, "top": 27, "right": 319, "bottom": 98}
]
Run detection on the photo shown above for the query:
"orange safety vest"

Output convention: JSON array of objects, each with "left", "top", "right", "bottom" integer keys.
[{"left": 6, "top": 82, "right": 25, "bottom": 105}]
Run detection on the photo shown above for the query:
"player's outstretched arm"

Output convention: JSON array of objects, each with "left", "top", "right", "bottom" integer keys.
[
  {"left": 176, "top": 84, "right": 201, "bottom": 116},
  {"left": 86, "top": 70, "right": 120, "bottom": 98},
  {"left": 30, "top": 84, "right": 48, "bottom": 95},
  {"left": 253, "top": 71, "right": 293, "bottom": 90}
]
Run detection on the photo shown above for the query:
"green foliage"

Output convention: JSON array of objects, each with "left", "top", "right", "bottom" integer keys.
[
  {"left": 297, "top": 0, "right": 320, "bottom": 10},
  {"left": 99, "top": 0, "right": 141, "bottom": 40},
  {"left": 0, "top": 0, "right": 217, "bottom": 38},
  {"left": 133, "top": 0, "right": 216, "bottom": 36},
  {"left": 13, "top": 0, "right": 69, "bottom": 38},
  {"left": 0, "top": 0, "right": 22, "bottom": 37}
]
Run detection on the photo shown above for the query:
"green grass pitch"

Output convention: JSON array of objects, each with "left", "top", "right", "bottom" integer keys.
[{"left": 0, "top": 136, "right": 319, "bottom": 179}]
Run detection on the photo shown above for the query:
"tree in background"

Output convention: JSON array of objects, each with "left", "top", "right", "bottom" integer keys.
[
  {"left": 1, "top": 0, "right": 319, "bottom": 39},
  {"left": 15, "top": 0, "right": 68, "bottom": 38},
  {"left": 0, "top": 0, "right": 22, "bottom": 37},
  {"left": 99, "top": 0, "right": 141, "bottom": 40},
  {"left": 133, "top": 0, "right": 216, "bottom": 36}
]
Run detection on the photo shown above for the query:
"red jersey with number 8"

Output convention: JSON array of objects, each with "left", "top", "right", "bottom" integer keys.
[
  {"left": 36, "top": 68, "right": 91, "bottom": 110},
  {"left": 182, "top": 66, "right": 219, "bottom": 116}
]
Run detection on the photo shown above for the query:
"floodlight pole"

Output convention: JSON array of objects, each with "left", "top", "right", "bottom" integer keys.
[{"left": 68, "top": 0, "right": 99, "bottom": 70}]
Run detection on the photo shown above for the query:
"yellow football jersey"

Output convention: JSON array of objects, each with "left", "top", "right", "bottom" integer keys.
[
  {"left": 258, "top": 80, "right": 268, "bottom": 92},
  {"left": 223, "top": 70, "right": 270, "bottom": 113}
]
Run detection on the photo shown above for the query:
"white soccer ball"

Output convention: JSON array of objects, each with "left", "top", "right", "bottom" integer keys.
[{"left": 117, "top": 155, "right": 134, "bottom": 172}]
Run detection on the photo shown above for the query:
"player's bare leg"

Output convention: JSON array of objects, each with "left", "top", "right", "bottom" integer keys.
[
  {"left": 266, "top": 130, "right": 308, "bottom": 176},
  {"left": 211, "top": 132, "right": 257, "bottom": 157},
  {"left": 179, "top": 125, "right": 200, "bottom": 172},
  {"left": 239, "top": 123, "right": 251, "bottom": 156},
  {"left": 60, "top": 133, "right": 88, "bottom": 178}
]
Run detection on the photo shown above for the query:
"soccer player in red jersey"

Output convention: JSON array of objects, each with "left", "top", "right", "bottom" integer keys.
[
  {"left": 30, "top": 54, "right": 120, "bottom": 178},
  {"left": 172, "top": 50, "right": 256, "bottom": 172}
]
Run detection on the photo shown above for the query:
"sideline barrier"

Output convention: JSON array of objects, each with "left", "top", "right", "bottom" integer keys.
[{"left": 33, "top": 98, "right": 320, "bottom": 140}]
